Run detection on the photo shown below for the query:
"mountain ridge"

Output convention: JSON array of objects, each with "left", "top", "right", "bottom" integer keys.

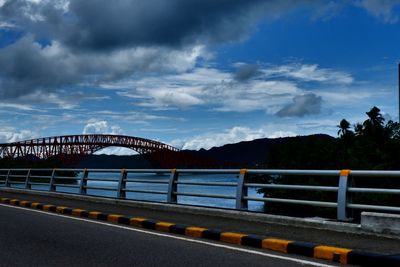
[{"left": 77, "top": 134, "right": 334, "bottom": 168}]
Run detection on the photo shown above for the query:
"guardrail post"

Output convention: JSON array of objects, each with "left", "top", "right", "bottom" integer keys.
[
  {"left": 5, "top": 169, "right": 10, "bottom": 187},
  {"left": 117, "top": 169, "right": 127, "bottom": 198},
  {"left": 337, "top": 169, "right": 352, "bottom": 221},
  {"left": 236, "top": 169, "right": 248, "bottom": 210},
  {"left": 49, "top": 169, "right": 56, "bottom": 192},
  {"left": 167, "top": 169, "right": 178, "bottom": 203},
  {"left": 24, "top": 169, "right": 31, "bottom": 189},
  {"left": 79, "top": 169, "right": 88, "bottom": 195}
]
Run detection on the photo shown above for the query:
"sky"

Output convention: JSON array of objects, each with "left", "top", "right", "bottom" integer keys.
[{"left": 0, "top": 0, "right": 400, "bottom": 154}]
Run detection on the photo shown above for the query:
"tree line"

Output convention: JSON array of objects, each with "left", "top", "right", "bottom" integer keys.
[
  {"left": 258, "top": 106, "right": 400, "bottom": 219},
  {"left": 268, "top": 106, "right": 400, "bottom": 170}
]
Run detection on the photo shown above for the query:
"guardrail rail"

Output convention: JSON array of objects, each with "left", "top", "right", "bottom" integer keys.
[{"left": 0, "top": 168, "right": 399, "bottom": 222}]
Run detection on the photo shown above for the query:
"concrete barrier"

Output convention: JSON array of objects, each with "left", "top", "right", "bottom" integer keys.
[
  {"left": 0, "top": 187, "right": 361, "bottom": 234},
  {"left": 3, "top": 187, "right": 400, "bottom": 240},
  {"left": 361, "top": 212, "right": 400, "bottom": 235}
]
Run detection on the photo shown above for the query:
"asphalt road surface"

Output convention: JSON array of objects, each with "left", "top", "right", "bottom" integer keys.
[
  {"left": 0, "top": 204, "right": 339, "bottom": 267},
  {"left": 1, "top": 190, "right": 398, "bottom": 255}
]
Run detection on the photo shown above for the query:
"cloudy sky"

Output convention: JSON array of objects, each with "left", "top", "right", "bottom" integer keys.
[{"left": 0, "top": 0, "right": 400, "bottom": 153}]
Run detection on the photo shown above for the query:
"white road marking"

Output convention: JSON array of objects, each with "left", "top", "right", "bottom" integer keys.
[{"left": 0, "top": 203, "right": 337, "bottom": 267}]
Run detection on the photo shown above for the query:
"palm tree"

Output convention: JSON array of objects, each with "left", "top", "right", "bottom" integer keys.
[
  {"left": 363, "top": 106, "right": 385, "bottom": 144},
  {"left": 337, "top": 119, "right": 352, "bottom": 138},
  {"left": 364, "top": 106, "right": 384, "bottom": 128},
  {"left": 354, "top": 123, "right": 364, "bottom": 136},
  {"left": 384, "top": 120, "right": 400, "bottom": 140}
]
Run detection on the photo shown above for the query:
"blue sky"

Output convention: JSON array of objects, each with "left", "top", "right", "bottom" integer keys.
[{"left": 0, "top": 0, "right": 400, "bottom": 154}]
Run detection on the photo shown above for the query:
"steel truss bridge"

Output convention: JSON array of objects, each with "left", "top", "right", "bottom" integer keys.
[
  {"left": 0, "top": 134, "right": 219, "bottom": 168},
  {"left": 0, "top": 134, "right": 184, "bottom": 167}
]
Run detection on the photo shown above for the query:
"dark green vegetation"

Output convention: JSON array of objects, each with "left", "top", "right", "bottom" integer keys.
[
  {"left": 77, "top": 154, "right": 152, "bottom": 169},
  {"left": 0, "top": 156, "right": 66, "bottom": 169},
  {"left": 257, "top": 106, "right": 400, "bottom": 219},
  {"left": 269, "top": 106, "right": 400, "bottom": 170}
]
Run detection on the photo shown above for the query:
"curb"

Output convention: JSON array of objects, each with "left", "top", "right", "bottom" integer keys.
[
  {"left": 1, "top": 196, "right": 399, "bottom": 266},
  {"left": 0, "top": 188, "right": 369, "bottom": 237}
]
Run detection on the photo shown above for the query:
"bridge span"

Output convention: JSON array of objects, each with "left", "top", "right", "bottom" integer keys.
[
  {"left": 0, "top": 134, "right": 225, "bottom": 168},
  {"left": 0, "top": 134, "right": 219, "bottom": 168},
  {"left": 1, "top": 167, "right": 400, "bottom": 266},
  {"left": 0, "top": 134, "right": 179, "bottom": 158}
]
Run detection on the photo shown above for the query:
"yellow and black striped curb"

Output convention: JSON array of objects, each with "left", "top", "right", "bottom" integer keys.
[{"left": 1, "top": 197, "right": 399, "bottom": 266}]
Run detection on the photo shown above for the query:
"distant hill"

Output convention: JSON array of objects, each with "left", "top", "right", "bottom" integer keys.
[
  {"left": 75, "top": 134, "right": 334, "bottom": 168},
  {"left": 185, "top": 134, "right": 334, "bottom": 167},
  {"left": 76, "top": 154, "right": 152, "bottom": 169}
]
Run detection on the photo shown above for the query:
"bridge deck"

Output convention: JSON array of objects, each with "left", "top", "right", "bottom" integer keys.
[{"left": 0, "top": 189, "right": 398, "bottom": 255}]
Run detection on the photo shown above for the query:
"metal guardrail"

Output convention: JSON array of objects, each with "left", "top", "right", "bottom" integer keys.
[{"left": 0, "top": 168, "right": 399, "bottom": 221}]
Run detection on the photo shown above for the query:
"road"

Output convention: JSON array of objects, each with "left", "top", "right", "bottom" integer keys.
[
  {"left": 0, "top": 190, "right": 398, "bottom": 255},
  {"left": 0, "top": 204, "right": 338, "bottom": 267}
]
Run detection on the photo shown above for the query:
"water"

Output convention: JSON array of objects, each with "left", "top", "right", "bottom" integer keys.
[{"left": 18, "top": 171, "right": 265, "bottom": 211}]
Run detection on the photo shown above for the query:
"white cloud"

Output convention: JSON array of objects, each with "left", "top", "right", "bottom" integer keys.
[
  {"left": 83, "top": 120, "right": 108, "bottom": 134},
  {"left": 357, "top": 0, "right": 400, "bottom": 23},
  {"left": 318, "top": 90, "right": 377, "bottom": 103},
  {"left": 0, "top": 22, "right": 15, "bottom": 28},
  {"left": 0, "top": 36, "right": 207, "bottom": 101},
  {"left": 0, "top": 102, "right": 37, "bottom": 111},
  {"left": 172, "top": 126, "right": 297, "bottom": 150},
  {"left": 107, "top": 63, "right": 355, "bottom": 115},
  {"left": 276, "top": 93, "right": 322, "bottom": 117},
  {"left": 87, "top": 110, "right": 183, "bottom": 125},
  {"left": 82, "top": 119, "right": 123, "bottom": 135},
  {"left": 109, "top": 67, "right": 300, "bottom": 112},
  {"left": 110, "top": 125, "right": 123, "bottom": 135},
  {"left": 3, "top": 89, "right": 109, "bottom": 111},
  {"left": 135, "top": 87, "right": 205, "bottom": 109},
  {"left": 94, "top": 147, "right": 137, "bottom": 156},
  {"left": 89, "top": 45, "right": 206, "bottom": 80},
  {"left": 0, "top": 127, "right": 37, "bottom": 143},
  {"left": 82, "top": 119, "right": 137, "bottom": 155},
  {"left": 212, "top": 80, "right": 299, "bottom": 112},
  {"left": 22, "top": 92, "right": 78, "bottom": 109},
  {"left": 263, "top": 64, "right": 354, "bottom": 84}
]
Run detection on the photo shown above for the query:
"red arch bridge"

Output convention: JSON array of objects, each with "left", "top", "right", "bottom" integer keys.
[{"left": 0, "top": 134, "right": 214, "bottom": 168}]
